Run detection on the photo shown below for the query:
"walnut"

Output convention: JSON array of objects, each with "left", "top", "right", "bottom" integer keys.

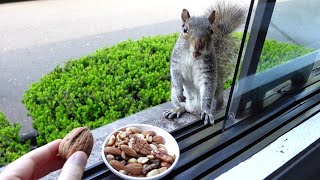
[{"left": 58, "top": 127, "right": 93, "bottom": 160}]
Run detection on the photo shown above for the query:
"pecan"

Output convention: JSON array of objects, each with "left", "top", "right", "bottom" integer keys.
[{"left": 131, "top": 135, "right": 152, "bottom": 155}]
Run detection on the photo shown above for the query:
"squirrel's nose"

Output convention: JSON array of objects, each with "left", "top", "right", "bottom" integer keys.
[{"left": 194, "top": 40, "right": 205, "bottom": 51}]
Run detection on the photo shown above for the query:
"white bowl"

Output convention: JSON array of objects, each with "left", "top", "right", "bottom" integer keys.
[{"left": 101, "top": 124, "right": 180, "bottom": 180}]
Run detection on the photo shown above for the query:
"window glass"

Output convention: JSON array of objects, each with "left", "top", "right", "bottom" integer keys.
[{"left": 225, "top": 0, "right": 320, "bottom": 128}]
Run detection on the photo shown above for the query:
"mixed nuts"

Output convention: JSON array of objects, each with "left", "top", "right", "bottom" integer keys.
[{"left": 104, "top": 127, "right": 176, "bottom": 177}]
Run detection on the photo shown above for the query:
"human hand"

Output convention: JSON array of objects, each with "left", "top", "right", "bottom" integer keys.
[{"left": 0, "top": 139, "right": 88, "bottom": 180}]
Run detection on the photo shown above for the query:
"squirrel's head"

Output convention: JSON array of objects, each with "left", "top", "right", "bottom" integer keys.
[{"left": 181, "top": 9, "right": 215, "bottom": 60}]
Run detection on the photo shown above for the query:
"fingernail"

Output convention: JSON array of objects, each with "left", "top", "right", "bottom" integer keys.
[{"left": 69, "top": 151, "right": 87, "bottom": 166}]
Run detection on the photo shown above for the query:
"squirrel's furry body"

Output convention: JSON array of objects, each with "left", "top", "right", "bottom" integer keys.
[{"left": 164, "top": 1, "right": 247, "bottom": 124}]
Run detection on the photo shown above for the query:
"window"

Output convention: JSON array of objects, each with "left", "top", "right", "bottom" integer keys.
[{"left": 224, "top": 0, "right": 320, "bottom": 128}]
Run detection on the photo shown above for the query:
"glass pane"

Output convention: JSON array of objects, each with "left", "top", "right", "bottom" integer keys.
[{"left": 225, "top": 0, "right": 320, "bottom": 128}]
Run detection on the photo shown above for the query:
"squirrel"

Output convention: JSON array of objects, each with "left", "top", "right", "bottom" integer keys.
[{"left": 163, "top": 1, "right": 247, "bottom": 125}]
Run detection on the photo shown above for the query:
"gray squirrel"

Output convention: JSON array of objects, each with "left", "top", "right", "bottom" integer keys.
[{"left": 163, "top": 1, "right": 247, "bottom": 125}]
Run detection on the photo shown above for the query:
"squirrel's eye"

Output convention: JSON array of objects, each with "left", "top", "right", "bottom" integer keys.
[
  {"left": 210, "top": 29, "right": 214, "bottom": 34},
  {"left": 183, "top": 26, "right": 188, "bottom": 33}
]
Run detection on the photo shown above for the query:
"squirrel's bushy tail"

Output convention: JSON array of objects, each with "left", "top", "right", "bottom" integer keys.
[{"left": 206, "top": 1, "right": 247, "bottom": 82}]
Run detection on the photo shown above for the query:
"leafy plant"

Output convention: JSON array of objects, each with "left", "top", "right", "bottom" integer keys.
[
  {"left": 23, "top": 34, "right": 177, "bottom": 145},
  {"left": 23, "top": 33, "right": 313, "bottom": 146},
  {"left": 0, "top": 112, "right": 30, "bottom": 166},
  {"left": 232, "top": 32, "right": 313, "bottom": 73}
]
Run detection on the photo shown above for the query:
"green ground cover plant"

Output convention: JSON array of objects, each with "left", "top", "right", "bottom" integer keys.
[
  {"left": 22, "top": 33, "right": 313, "bottom": 146},
  {"left": 0, "top": 112, "right": 30, "bottom": 166}
]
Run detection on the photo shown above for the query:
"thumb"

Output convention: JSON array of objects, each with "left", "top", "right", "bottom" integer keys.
[{"left": 58, "top": 151, "right": 88, "bottom": 180}]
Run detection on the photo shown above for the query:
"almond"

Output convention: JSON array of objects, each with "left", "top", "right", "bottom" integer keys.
[
  {"left": 152, "top": 135, "right": 164, "bottom": 144},
  {"left": 105, "top": 147, "right": 122, "bottom": 156},
  {"left": 58, "top": 127, "right": 93, "bottom": 160},
  {"left": 120, "top": 145, "right": 137, "bottom": 157},
  {"left": 142, "top": 130, "right": 156, "bottom": 137},
  {"left": 125, "top": 163, "right": 143, "bottom": 175},
  {"left": 109, "top": 160, "right": 126, "bottom": 171}
]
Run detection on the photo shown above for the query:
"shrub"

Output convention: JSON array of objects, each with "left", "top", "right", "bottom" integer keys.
[
  {"left": 0, "top": 112, "right": 30, "bottom": 166},
  {"left": 232, "top": 32, "right": 313, "bottom": 73},
  {"left": 23, "top": 34, "right": 177, "bottom": 145},
  {"left": 23, "top": 33, "right": 312, "bottom": 145}
]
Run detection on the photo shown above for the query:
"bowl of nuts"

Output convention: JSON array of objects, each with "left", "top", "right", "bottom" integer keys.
[{"left": 101, "top": 124, "right": 180, "bottom": 179}]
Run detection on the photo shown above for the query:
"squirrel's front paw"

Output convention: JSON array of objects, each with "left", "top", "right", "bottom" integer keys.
[
  {"left": 163, "top": 107, "right": 186, "bottom": 119},
  {"left": 201, "top": 111, "right": 214, "bottom": 125}
]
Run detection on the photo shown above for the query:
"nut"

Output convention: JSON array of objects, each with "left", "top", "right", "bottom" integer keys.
[
  {"left": 158, "top": 167, "right": 168, "bottom": 173},
  {"left": 126, "top": 127, "right": 141, "bottom": 134},
  {"left": 105, "top": 147, "right": 122, "bottom": 156},
  {"left": 121, "top": 151, "right": 130, "bottom": 160},
  {"left": 107, "top": 135, "right": 116, "bottom": 146},
  {"left": 124, "top": 130, "right": 133, "bottom": 136},
  {"left": 152, "top": 135, "right": 164, "bottom": 144},
  {"left": 142, "top": 130, "right": 156, "bottom": 137},
  {"left": 142, "top": 163, "right": 158, "bottom": 175},
  {"left": 149, "top": 144, "right": 158, "bottom": 152},
  {"left": 120, "top": 145, "right": 138, "bottom": 157},
  {"left": 104, "top": 126, "right": 176, "bottom": 177},
  {"left": 110, "top": 160, "right": 126, "bottom": 171},
  {"left": 131, "top": 135, "right": 152, "bottom": 155},
  {"left": 158, "top": 144, "right": 167, "bottom": 150},
  {"left": 117, "top": 131, "right": 127, "bottom": 140},
  {"left": 160, "top": 161, "right": 172, "bottom": 168},
  {"left": 119, "top": 170, "right": 129, "bottom": 175},
  {"left": 58, "top": 127, "right": 93, "bottom": 160},
  {"left": 160, "top": 155, "right": 174, "bottom": 163},
  {"left": 146, "top": 169, "right": 160, "bottom": 177},
  {"left": 147, "top": 154, "right": 155, "bottom": 160},
  {"left": 128, "top": 158, "right": 137, "bottom": 163},
  {"left": 106, "top": 154, "right": 115, "bottom": 162},
  {"left": 125, "top": 163, "right": 143, "bottom": 175},
  {"left": 146, "top": 134, "right": 153, "bottom": 142},
  {"left": 137, "top": 157, "right": 149, "bottom": 164}
]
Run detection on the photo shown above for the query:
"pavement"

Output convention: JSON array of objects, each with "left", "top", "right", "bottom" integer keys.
[{"left": 0, "top": 0, "right": 320, "bottom": 178}]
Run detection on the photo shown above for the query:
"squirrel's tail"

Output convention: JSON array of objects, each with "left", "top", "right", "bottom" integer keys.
[
  {"left": 206, "top": 1, "right": 247, "bottom": 82},
  {"left": 208, "top": 1, "right": 247, "bottom": 35}
]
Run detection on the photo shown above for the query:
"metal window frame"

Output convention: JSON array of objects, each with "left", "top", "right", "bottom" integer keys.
[{"left": 225, "top": 0, "right": 277, "bottom": 129}]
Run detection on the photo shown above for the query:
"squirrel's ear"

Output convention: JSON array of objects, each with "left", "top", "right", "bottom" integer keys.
[
  {"left": 208, "top": 10, "right": 215, "bottom": 24},
  {"left": 181, "top": 9, "right": 190, "bottom": 23}
]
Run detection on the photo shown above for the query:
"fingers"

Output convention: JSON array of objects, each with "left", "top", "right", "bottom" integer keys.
[
  {"left": 58, "top": 151, "right": 88, "bottom": 180},
  {"left": 0, "top": 139, "right": 65, "bottom": 180},
  {"left": 26, "top": 139, "right": 65, "bottom": 178}
]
